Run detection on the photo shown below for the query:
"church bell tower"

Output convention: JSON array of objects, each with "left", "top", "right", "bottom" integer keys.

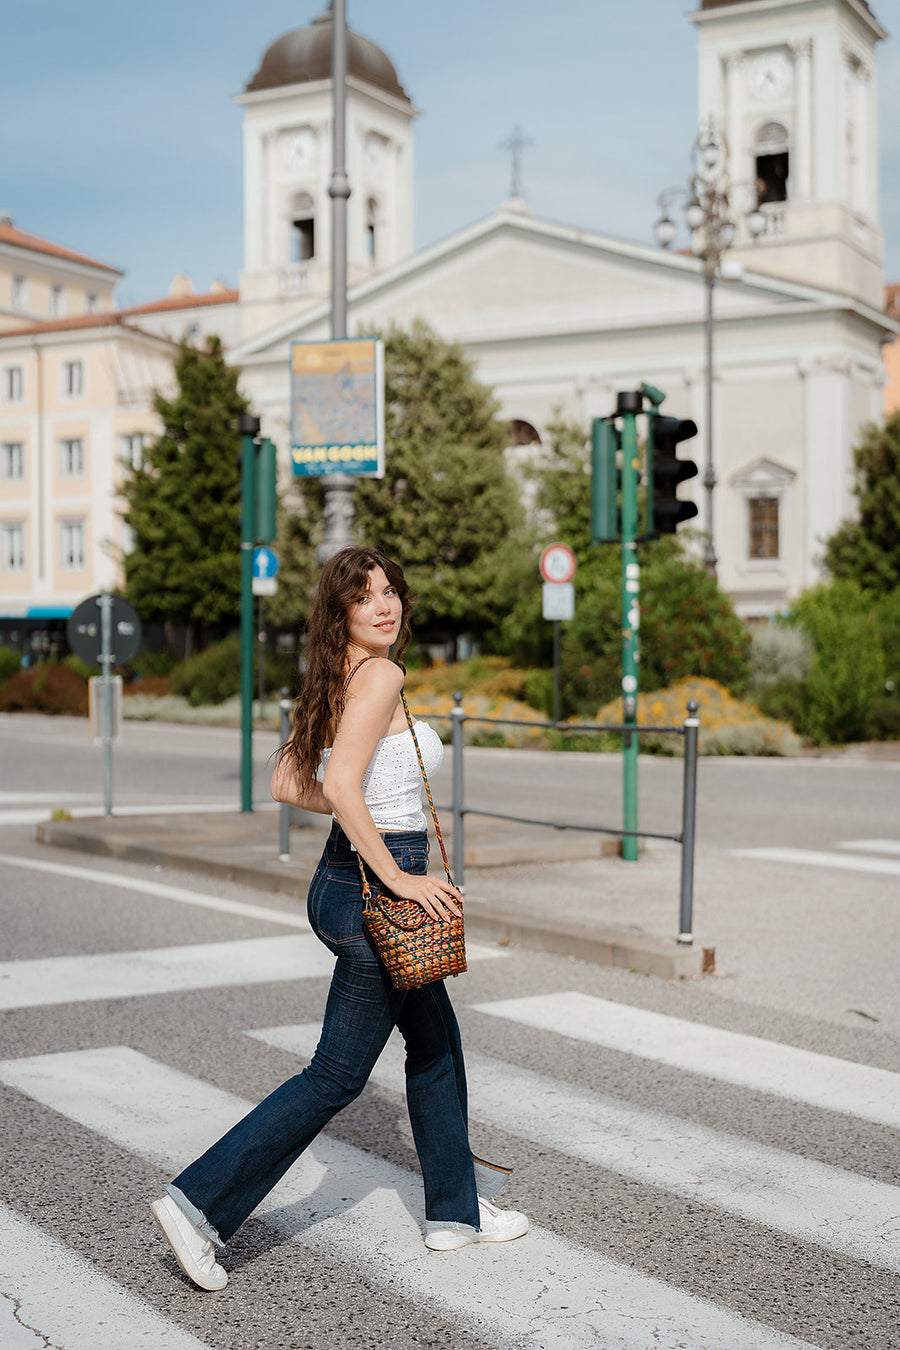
[
  {"left": 691, "top": 0, "right": 886, "bottom": 306},
  {"left": 235, "top": 9, "right": 417, "bottom": 341}
]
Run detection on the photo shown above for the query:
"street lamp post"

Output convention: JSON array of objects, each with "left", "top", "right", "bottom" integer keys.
[
  {"left": 317, "top": 0, "right": 355, "bottom": 565},
  {"left": 654, "top": 120, "right": 765, "bottom": 576}
]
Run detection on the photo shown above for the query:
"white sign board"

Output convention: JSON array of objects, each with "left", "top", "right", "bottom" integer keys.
[
  {"left": 542, "top": 581, "right": 575, "bottom": 621},
  {"left": 539, "top": 543, "right": 577, "bottom": 584},
  {"left": 252, "top": 577, "right": 278, "bottom": 597}
]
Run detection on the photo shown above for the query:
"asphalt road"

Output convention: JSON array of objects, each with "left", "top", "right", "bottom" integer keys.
[
  {"left": 1, "top": 712, "right": 898, "bottom": 1348},
  {"left": 3, "top": 712, "right": 897, "bottom": 851}
]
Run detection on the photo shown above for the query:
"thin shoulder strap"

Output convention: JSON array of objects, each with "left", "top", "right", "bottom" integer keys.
[{"left": 339, "top": 655, "right": 372, "bottom": 714}]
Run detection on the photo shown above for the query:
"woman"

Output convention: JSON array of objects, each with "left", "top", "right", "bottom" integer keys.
[{"left": 151, "top": 546, "right": 528, "bottom": 1290}]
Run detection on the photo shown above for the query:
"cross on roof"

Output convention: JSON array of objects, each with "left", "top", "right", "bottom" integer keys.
[{"left": 498, "top": 123, "right": 534, "bottom": 199}]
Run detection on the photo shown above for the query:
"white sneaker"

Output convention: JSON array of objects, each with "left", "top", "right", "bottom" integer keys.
[
  {"left": 151, "top": 1196, "right": 228, "bottom": 1291},
  {"left": 424, "top": 1197, "right": 529, "bottom": 1251}
]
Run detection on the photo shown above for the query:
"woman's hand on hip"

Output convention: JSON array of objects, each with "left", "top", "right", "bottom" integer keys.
[{"left": 390, "top": 872, "right": 463, "bottom": 921}]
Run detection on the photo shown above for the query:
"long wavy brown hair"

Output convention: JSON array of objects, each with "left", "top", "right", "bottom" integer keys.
[{"left": 281, "top": 546, "right": 414, "bottom": 794}]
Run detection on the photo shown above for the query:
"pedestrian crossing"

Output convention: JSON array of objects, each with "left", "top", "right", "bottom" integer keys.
[
  {"left": 249, "top": 1020, "right": 900, "bottom": 1272},
  {"left": 1, "top": 936, "right": 897, "bottom": 1347},
  {"left": 0, "top": 1046, "right": 818, "bottom": 1350}
]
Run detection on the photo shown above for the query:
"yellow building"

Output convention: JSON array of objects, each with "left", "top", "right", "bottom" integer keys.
[
  {"left": 884, "top": 285, "right": 900, "bottom": 416},
  {"left": 0, "top": 218, "right": 239, "bottom": 655}
]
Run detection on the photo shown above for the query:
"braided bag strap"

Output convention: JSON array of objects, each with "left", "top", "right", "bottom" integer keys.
[
  {"left": 338, "top": 656, "right": 453, "bottom": 894},
  {"left": 400, "top": 692, "right": 453, "bottom": 885}
]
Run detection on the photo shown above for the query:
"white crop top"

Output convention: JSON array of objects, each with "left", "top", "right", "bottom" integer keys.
[{"left": 321, "top": 721, "right": 443, "bottom": 832}]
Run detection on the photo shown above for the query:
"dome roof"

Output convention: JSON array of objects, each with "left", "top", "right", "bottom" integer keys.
[{"left": 246, "top": 13, "right": 411, "bottom": 103}]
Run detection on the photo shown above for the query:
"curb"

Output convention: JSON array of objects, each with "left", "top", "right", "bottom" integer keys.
[{"left": 35, "top": 819, "right": 712, "bottom": 981}]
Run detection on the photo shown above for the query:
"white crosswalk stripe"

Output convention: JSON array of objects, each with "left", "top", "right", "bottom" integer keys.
[
  {"left": 837, "top": 839, "right": 900, "bottom": 857},
  {"left": 468, "top": 991, "right": 900, "bottom": 1129},
  {"left": 0, "top": 1046, "right": 817, "bottom": 1350},
  {"left": 0, "top": 1202, "right": 213, "bottom": 1350},
  {"left": 731, "top": 845, "right": 900, "bottom": 878},
  {"left": 0, "top": 934, "right": 506, "bottom": 1010},
  {"left": 249, "top": 1022, "right": 900, "bottom": 1273}
]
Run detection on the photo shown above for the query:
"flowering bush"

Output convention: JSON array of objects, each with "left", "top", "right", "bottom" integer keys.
[{"left": 594, "top": 677, "right": 801, "bottom": 757}]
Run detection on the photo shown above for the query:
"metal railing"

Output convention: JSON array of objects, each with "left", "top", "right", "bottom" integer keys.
[
  {"left": 277, "top": 689, "right": 701, "bottom": 945},
  {"left": 435, "top": 694, "right": 701, "bottom": 945}
]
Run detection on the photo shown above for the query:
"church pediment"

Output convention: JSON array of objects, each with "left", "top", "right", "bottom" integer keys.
[
  {"left": 230, "top": 208, "right": 832, "bottom": 364},
  {"left": 730, "top": 457, "right": 797, "bottom": 491}
]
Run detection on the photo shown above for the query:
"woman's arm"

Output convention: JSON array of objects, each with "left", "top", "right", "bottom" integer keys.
[
  {"left": 323, "top": 659, "right": 461, "bottom": 921},
  {"left": 269, "top": 754, "right": 331, "bottom": 815}
]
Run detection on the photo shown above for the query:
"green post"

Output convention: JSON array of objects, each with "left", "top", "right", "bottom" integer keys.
[
  {"left": 239, "top": 413, "right": 261, "bottom": 813},
  {"left": 617, "top": 391, "right": 642, "bottom": 862}
]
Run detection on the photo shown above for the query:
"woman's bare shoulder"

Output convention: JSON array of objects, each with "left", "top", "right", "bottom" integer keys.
[{"left": 346, "top": 657, "right": 404, "bottom": 699}]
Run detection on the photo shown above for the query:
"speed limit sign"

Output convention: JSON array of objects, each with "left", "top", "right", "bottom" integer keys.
[{"left": 539, "top": 543, "right": 577, "bottom": 584}]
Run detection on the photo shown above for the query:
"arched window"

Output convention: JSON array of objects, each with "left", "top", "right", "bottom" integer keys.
[
  {"left": 508, "top": 419, "right": 542, "bottom": 446},
  {"left": 366, "top": 197, "right": 378, "bottom": 264},
  {"left": 290, "top": 191, "right": 315, "bottom": 262},
  {"left": 754, "top": 121, "right": 790, "bottom": 205}
]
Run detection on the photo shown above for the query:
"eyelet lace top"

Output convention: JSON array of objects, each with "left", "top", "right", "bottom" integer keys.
[{"left": 321, "top": 721, "right": 443, "bottom": 831}]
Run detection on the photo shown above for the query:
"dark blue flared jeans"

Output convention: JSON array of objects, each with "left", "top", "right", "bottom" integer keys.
[{"left": 167, "top": 822, "right": 479, "bottom": 1244}]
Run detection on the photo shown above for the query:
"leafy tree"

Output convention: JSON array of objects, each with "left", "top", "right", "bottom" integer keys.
[
  {"left": 121, "top": 338, "right": 248, "bottom": 652},
  {"left": 271, "top": 321, "right": 534, "bottom": 647},
  {"left": 823, "top": 412, "right": 900, "bottom": 595},
  {"left": 755, "top": 581, "right": 887, "bottom": 744},
  {"left": 497, "top": 418, "right": 751, "bottom": 713}
]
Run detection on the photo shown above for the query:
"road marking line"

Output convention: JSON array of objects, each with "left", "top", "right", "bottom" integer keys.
[
  {"left": 0, "top": 1201, "right": 213, "bottom": 1349},
  {"left": 468, "top": 992, "right": 900, "bottom": 1130},
  {"left": 837, "top": 839, "right": 900, "bottom": 857},
  {"left": 0, "top": 936, "right": 335, "bottom": 1009},
  {"left": 252, "top": 1022, "right": 900, "bottom": 1275},
  {"left": 0, "top": 931, "right": 504, "bottom": 1010},
  {"left": 731, "top": 846, "right": 900, "bottom": 878},
  {"left": 0, "top": 849, "right": 312, "bottom": 928},
  {"left": 0, "top": 1046, "right": 816, "bottom": 1350}
]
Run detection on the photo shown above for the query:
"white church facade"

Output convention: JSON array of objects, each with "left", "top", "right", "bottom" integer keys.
[{"left": 0, "top": 0, "right": 894, "bottom": 638}]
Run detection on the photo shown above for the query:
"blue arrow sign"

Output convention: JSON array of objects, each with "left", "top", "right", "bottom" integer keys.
[{"left": 252, "top": 546, "right": 279, "bottom": 580}]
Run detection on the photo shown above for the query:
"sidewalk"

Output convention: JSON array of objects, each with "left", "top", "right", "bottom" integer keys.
[{"left": 35, "top": 808, "right": 710, "bottom": 980}]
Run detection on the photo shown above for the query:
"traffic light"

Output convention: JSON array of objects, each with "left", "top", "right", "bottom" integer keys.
[
  {"left": 650, "top": 415, "right": 699, "bottom": 534},
  {"left": 591, "top": 418, "right": 620, "bottom": 542},
  {"left": 253, "top": 437, "right": 278, "bottom": 544}
]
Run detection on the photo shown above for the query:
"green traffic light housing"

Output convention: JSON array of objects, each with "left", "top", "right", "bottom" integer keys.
[{"left": 650, "top": 415, "right": 699, "bottom": 534}]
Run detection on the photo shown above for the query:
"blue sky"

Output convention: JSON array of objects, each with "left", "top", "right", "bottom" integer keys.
[{"left": 3, "top": 0, "right": 898, "bottom": 305}]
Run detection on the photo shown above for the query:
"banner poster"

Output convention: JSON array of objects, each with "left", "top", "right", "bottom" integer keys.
[{"left": 289, "top": 337, "right": 385, "bottom": 477}]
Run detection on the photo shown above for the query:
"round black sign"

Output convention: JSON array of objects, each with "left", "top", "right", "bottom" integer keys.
[{"left": 67, "top": 594, "right": 142, "bottom": 667}]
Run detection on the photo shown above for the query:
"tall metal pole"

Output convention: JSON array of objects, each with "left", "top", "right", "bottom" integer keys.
[
  {"left": 617, "top": 391, "right": 642, "bottom": 863},
  {"left": 703, "top": 269, "right": 718, "bottom": 576},
  {"left": 99, "top": 592, "right": 113, "bottom": 818},
  {"left": 239, "top": 413, "right": 261, "bottom": 812},
  {"left": 317, "top": 0, "right": 355, "bottom": 565}
]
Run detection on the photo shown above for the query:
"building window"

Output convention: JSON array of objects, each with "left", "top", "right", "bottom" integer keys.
[
  {"left": 119, "top": 432, "right": 145, "bottom": 472},
  {"left": 290, "top": 191, "right": 316, "bottom": 262},
  {"left": 754, "top": 122, "right": 790, "bottom": 205},
  {"left": 60, "top": 438, "right": 84, "bottom": 478},
  {"left": 748, "top": 497, "right": 780, "bottom": 560},
  {"left": 1, "top": 522, "right": 26, "bottom": 572},
  {"left": 86, "top": 292, "right": 98, "bottom": 314},
  {"left": 12, "top": 275, "right": 27, "bottom": 310},
  {"left": 59, "top": 518, "right": 85, "bottom": 570},
  {"left": 2, "top": 442, "right": 25, "bottom": 480},
  {"left": 62, "top": 359, "right": 84, "bottom": 397},
  {"left": 50, "top": 284, "right": 66, "bottom": 317},
  {"left": 366, "top": 198, "right": 378, "bottom": 264},
  {"left": 4, "top": 366, "right": 23, "bottom": 402}
]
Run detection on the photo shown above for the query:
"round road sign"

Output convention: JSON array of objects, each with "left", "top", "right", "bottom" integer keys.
[
  {"left": 539, "top": 543, "right": 577, "bottom": 584},
  {"left": 67, "top": 594, "right": 142, "bottom": 667}
]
